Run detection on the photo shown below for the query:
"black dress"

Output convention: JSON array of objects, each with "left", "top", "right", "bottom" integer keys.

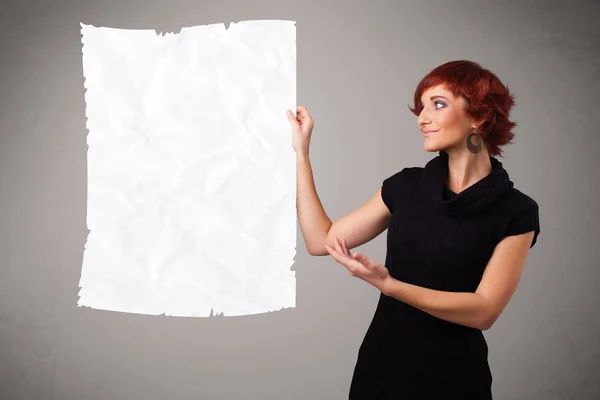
[{"left": 348, "top": 151, "right": 540, "bottom": 399}]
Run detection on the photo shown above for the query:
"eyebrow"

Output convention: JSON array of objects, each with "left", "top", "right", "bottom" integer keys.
[{"left": 421, "top": 95, "right": 449, "bottom": 102}]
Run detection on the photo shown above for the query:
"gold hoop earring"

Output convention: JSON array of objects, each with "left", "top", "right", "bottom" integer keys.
[{"left": 466, "top": 131, "right": 484, "bottom": 154}]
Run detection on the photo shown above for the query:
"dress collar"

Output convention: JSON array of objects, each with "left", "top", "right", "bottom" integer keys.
[{"left": 424, "top": 151, "right": 514, "bottom": 217}]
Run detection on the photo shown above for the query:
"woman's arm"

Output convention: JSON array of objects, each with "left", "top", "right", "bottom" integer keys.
[
  {"left": 382, "top": 231, "right": 535, "bottom": 330},
  {"left": 290, "top": 106, "right": 391, "bottom": 256},
  {"left": 296, "top": 152, "right": 334, "bottom": 254},
  {"left": 383, "top": 280, "right": 490, "bottom": 330},
  {"left": 297, "top": 153, "right": 391, "bottom": 256}
]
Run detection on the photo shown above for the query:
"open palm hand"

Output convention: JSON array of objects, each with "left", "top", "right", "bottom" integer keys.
[{"left": 325, "top": 237, "right": 391, "bottom": 294}]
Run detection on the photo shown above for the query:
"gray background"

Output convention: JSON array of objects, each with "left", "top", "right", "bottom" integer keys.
[{"left": 1, "top": 0, "right": 598, "bottom": 399}]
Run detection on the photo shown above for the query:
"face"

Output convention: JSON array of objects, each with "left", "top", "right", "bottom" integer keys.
[{"left": 417, "top": 85, "right": 475, "bottom": 153}]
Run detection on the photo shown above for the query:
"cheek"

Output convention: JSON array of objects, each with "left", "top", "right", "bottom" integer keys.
[{"left": 437, "top": 110, "right": 464, "bottom": 133}]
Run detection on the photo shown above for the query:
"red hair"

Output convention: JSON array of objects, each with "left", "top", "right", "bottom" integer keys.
[{"left": 408, "top": 60, "right": 516, "bottom": 157}]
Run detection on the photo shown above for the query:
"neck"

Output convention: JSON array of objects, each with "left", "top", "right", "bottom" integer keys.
[{"left": 443, "top": 148, "right": 492, "bottom": 194}]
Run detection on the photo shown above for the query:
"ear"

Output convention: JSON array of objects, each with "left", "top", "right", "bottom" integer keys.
[{"left": 471, "top": 117, "right": 486, "bottom": 130}]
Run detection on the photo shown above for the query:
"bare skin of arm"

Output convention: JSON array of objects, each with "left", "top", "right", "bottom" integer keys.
[
  {"left": 297, "top": 153, "right": 391, "bottom": 256},
  {"left": 287, "top": 105, "right": 391, "bottom": 256}
]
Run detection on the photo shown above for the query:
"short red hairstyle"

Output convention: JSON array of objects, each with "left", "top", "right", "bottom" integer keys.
[{"left": 408, "top": 60, "right": 516, "bottom": 157}]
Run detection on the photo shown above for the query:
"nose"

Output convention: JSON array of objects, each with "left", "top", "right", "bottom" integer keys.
[{"left": 417, "top": 106, "right": 430, "bottom": 127}]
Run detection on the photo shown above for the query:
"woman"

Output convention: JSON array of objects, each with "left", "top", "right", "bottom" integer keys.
[{"left": 286, "top": 60, "right": 540, "bottom": 399}]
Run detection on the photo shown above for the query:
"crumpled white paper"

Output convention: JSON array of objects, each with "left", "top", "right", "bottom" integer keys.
[{"left": 78, "top": 21, "right": 297, "bottom": 317}]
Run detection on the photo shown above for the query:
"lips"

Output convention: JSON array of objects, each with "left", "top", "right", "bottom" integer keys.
[{"left": 423, "top": 130, "right": 438, "bottom": 137}]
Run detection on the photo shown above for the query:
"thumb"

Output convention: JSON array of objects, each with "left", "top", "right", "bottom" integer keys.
[
  {"left": 354, "top": 252, "right": 374, "bottom": 267},
  {"left": 353, "top": 252, "right": 365, "bottom": 262},
  {"left": 286, "top": 110, "right": 298, "bottom": 126}
]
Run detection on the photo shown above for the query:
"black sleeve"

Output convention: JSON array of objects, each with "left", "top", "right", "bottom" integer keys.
[
  {"left": 381, "top": 172, "right": 398, "bottom": 213},
  {"left": 381, "top": 167, "right": 422, "bottom": 214},
  {"left": 504, "top": 201, "right": 540, "bottom": 248}
]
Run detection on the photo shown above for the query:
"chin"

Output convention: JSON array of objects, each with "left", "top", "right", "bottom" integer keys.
[{"left": 424, "top": 142, "right": 445, "bottom": 153}]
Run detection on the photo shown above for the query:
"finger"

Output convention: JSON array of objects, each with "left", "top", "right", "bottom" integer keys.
[
  {"left": 325, "top": 244, "right": 341, "bottom": 262},
  {"left": 298, "top": 105, "right": 311, "bottom": 116},
  {"left": 334, "top": 237, "right": 345, "bottom": 258},
  {"left": 327, "top": 246, "right": 353, "bottom": 274},
  {"left": 297, "top": 105, "right": 310, "bottom": 120},
  {"left": 354, "top": 253, "right": 373, "bottom": 269},
  {"left": 324, "top": 244, "right": 334, "bottom": 256},
  {"left": 356, "top": 253, "right": 371, "bottom": 265},
  {"left": 341, "top": 238, "right": 351, "bottom": 257},
  {"left": 338, "top": 238, "right": 348, "bottom": 257}
]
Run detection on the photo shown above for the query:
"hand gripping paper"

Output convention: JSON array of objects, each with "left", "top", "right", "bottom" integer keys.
[{"left": 78, "top": 21, "right": 297, "bottom": 317}]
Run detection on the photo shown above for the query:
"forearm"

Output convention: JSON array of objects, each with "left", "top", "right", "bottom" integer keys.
[
  {"left": 383, "top": 277, "right": 492, "bottom": 330},
  {"left": 296, "top": 153, "right": 332, "bottom": 255}
]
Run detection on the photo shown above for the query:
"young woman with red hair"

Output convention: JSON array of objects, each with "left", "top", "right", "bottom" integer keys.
[{"left": 288, "top": 60, "right": 540, "bottom": 398}]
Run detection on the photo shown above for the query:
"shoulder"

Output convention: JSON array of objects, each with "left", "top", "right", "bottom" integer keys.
[
  {"left": 495, "top": 186, "right": 541, "bottom": 248},
  {"left": 381, "top": 167, "right": 424, "bottom": 214},
  {"left": 504, "top": 187, "right": 539, "bottom": 214},
  {"left": 383, "top": 166, "right": 424, "bottom": 186}
]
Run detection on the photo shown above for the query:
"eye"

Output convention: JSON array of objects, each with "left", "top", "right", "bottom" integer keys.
[{"left": 419, "top": 101, "right": 446, "bottom": 110}]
